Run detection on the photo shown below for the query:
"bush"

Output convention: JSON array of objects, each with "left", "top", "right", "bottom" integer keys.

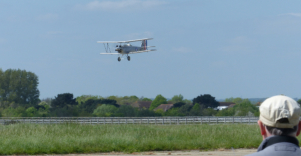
[{"left": 93, "top": 104, "right": 117, "bottom": 117}]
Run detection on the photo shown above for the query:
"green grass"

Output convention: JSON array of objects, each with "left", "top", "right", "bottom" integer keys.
[{"left": 0, "top": 123, "right": 290, "bottom": 154}]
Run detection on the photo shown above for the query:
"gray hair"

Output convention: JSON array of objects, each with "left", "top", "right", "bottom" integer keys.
[{"left": 264, "top": 118, "right": 298, "bottom": 136}]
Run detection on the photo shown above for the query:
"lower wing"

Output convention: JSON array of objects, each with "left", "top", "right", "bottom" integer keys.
[
  {"left": 129, "top": 49, "right": 156, "bottom": 54},
  {"left": 100, "top": 53, "right": 119, "bottom": 55}
]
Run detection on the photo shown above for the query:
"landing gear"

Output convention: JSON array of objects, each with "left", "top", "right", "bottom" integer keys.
[
  {"left": 127, "top": 56, "right": 130, "bottom": 61},
  {"left": 118, "top": 57, "right": 121, "bottom": 62}
]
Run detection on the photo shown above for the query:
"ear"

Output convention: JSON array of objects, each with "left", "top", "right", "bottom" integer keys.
[
  {"left": 258, "top": 120, "right": 267, "bottom": 139},
  {"left": 296, "top": 121, "right": 301, "bottom": 136}
]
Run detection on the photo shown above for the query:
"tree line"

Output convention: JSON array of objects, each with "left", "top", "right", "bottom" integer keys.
[{"left": 1, "top": 68, "right": 300, "bottom": 117}]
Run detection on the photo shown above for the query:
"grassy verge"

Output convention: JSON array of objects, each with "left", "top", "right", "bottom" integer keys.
[{"left": 0, "top": 123, "right": 284, "bottom": 154}]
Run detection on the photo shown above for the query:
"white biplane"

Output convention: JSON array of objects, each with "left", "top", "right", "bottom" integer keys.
[{"left": 97, "top": 38, "right": 156, "bottom": 61}]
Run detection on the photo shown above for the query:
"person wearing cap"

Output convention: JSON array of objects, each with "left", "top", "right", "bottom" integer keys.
[{"left": 246, "top": 95, "right": 301, "bottom": 156}]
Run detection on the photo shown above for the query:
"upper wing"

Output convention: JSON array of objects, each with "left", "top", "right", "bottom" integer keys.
[
  {"left": 129, "top": 49, "right": 156, "bottom": 54},
  {"left": 97, "top": 38, "right": 153, "bottom": 43}
]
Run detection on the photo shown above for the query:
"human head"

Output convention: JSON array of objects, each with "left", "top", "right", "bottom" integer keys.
[{"left": 257, "top": 95, "right": 301, "bottom": 139}]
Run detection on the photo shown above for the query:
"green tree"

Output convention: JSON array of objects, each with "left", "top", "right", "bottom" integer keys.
[
  {"left": 177, "top": 104, "right": 192, "bottom": 116},
  {"left": 140, "top": 97, "right": 152, "bottom": 101},
  {"left": 169, "top": 94, "right": 184, "bottom": 103},
  {"left": 79, "top": 99, "right": 102, "bottom": 114},
  {"left": 225, "top": 97, "right": 251, "bottom": 105},
  {"left": 216, "top": 100, "right": 259, "bottom": 117},
  {"left": 51, "top": 93, "right": 77, "bottom": 109},
  {"left": 78, "top": 98, "right": 118, "bottom": 115},
  {"left": 115, "top": 105, "right": 136, "bottom": 117},
  {"left": 2, "top": 106, "right": 26, "bottom": 117},
  {"left": 183, "top": 99, "right": 192, "bottom": 105},
  {"left": 26, "top": 107, "right": 37, "bottom": 117},
  {"left": 0, "top": 69, "right": 40, "bottom": 105},
  {"left": 120, "top": 95, "right": 139, "bottom": 105},
  {"left": 202, "top": 108, "right": 218, "bottom": 116},
  {"left": 76, "top": 95, "right": 102, "bottom": 105},
  {"left": 173, "top": 102, "right": 185, "bottom": 108},
  {"left": 149, "top": 94, "right": 167, "bottom": 110},
  {"left": 93, "top": 104, "right": 117, "bottom": 117},
  {"left": 136, "top": 109, "right": 160, "bottom": 117},
  {"left": 190, "top": 103, "right": 201, "bottom": 116},
  {"left": 192, "top": 94, "right": 219, "bottom": 109},
  {"left": 154, "top": 108, "right": 165, "bottom": 116},
  {"left": 50, "top": 93, "right": 78, "bottom": 117},
  {"left": 165, "top": 108, "right": 180, "bottom": 116}
]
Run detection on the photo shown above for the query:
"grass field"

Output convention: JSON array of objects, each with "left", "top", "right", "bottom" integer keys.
[{"left": 0, "top": 123, "right": 294, "bottom": 154}]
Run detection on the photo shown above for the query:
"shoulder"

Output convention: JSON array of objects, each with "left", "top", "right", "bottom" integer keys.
[{"left": 245, "top": 142, "right": 301, "bottom": 156}]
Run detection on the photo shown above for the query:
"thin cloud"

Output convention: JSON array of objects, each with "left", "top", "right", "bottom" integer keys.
[
  {"left": 280, "top": 13, "right": 301, "bottom": 17},
  {"left": 75, "top": 0, "right": 167, "bottom": 11}
]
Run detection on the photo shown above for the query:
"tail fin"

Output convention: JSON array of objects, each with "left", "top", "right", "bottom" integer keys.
[{"left": 141, "top": 40, "right": 147, "bottom": 50}]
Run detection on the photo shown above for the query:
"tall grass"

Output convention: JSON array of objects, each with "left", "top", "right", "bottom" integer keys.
[{"left": 0, "top": 123, "right": 282, "bottom": 154}]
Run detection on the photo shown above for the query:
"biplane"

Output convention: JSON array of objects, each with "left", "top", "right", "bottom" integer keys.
[{"left": 97, "top": 38, "right": 156, "bottom": 61}]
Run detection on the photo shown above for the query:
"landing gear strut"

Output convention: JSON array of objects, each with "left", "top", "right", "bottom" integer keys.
[
  {"left": 118, "top": 57, "right": 121, "bottom": 62},
  {"left": 127, "top": 56, "right": 130, "bottom": 61}
]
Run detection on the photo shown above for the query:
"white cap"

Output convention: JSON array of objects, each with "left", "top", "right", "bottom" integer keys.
[{"left": 260, "top": 95, "right": 301, "bottom": 128}]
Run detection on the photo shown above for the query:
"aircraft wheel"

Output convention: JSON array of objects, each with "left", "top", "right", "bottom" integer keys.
[
  {"left": 127, "top": 56, "right": 130, "bottom": 61},
  {"left": 118, "top": 57, "right": 121, "bottom": 62}
]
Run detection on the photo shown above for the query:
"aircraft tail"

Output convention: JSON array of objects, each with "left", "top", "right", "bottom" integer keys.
[{"left": 141, "top": 40, "right": 147, "bottom": 50}]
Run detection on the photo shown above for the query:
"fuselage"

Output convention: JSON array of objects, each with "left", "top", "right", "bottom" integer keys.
[{"left": 115, "top": 44, "right": 144, "bottom": 54}]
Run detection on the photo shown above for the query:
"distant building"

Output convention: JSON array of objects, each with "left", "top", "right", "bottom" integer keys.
[
  {"left": 130, "top": 101, "right": 152, "bottom": 110},
  {"left": 154, "top": 104, "right": 174, "bottom": 112},
  {"left": 228, "top": 104, "right": 236, "bottom": 108},
  {"left": 216, "top": 102, "right": 235, "bottom": 110}
]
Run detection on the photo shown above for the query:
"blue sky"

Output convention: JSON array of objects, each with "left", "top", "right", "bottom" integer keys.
[{"left": 1, "top": 0, "right": 301, "bottom": 100}]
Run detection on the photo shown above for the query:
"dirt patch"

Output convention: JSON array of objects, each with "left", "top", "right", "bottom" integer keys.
[{"left": 29, "top": 149, "right": 257, "bottom": 156}]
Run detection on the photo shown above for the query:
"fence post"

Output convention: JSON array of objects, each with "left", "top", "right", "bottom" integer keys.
[
  {"left": 147, "top": 118, "right": 149, "bottom": 124},
  {"left": 177, "top": 118, "right": 179, "bottom": 125},
  {"left": 185, "top": 118, "right": 187, "bottom": 124},
  {"left": 216, "top": 117, "right": 218, "bottom": 124}
]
